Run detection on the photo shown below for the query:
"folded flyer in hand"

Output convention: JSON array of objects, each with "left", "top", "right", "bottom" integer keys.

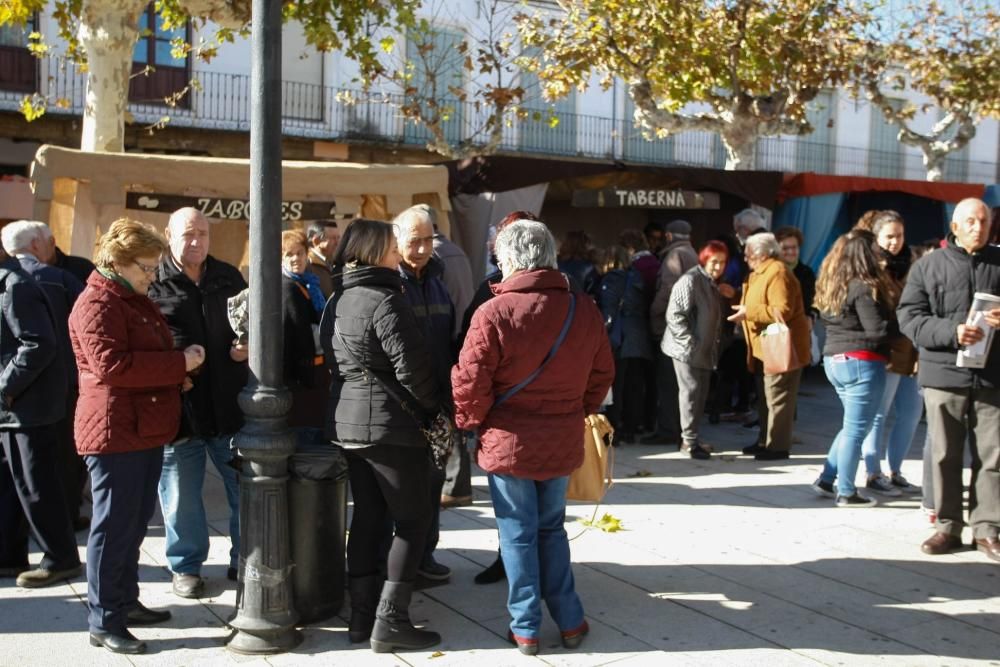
[{"left": 957, "top": 292, "right": 1000, "bottom": 368}]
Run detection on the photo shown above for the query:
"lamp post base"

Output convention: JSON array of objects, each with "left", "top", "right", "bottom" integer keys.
[{"left": 228, "top": 627, "right": 303, "bottom": 655}]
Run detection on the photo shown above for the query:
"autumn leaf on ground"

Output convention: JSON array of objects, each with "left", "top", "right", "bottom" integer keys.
[
  {"left": 628, "top": 469, "right": 652, "bottom": 478},
  {"left": 579, "top": 513, "right": 624, "bottom": 532}
]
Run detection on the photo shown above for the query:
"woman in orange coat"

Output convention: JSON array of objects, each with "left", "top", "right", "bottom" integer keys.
[{"left": 728, "top": 232, "right": 811, "bottom": 460}]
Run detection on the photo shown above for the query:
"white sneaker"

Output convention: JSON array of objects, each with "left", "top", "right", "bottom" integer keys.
[{"left": 866, "top": 475, "right": 902, "bottom": 497}]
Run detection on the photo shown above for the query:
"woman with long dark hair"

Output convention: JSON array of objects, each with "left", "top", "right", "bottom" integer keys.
[
  {"left": 856, "top": 211, "right": 922, "bottom": 497},
  {"left": 322, "top": 219, "right": 443, "bottom": 653},
  {"left": 811, "top": 230, "right": 896, "bottom": 507}
]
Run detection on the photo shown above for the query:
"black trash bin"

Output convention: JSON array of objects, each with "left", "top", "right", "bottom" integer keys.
[{"left": 287, "top": 429, "right": 348, "bottom": 625}]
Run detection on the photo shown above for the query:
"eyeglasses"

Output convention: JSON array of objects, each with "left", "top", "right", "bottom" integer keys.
[{"left": 133, "top": 260, "right": 158, "bottom": 276}]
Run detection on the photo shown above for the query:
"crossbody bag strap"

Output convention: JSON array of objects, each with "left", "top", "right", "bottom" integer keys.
[
  {"left": 333, "top": 321, "right": 420, "bottom": 421},
  {"left": 494, "top": 291, "right": 577, "bottom": 409}
]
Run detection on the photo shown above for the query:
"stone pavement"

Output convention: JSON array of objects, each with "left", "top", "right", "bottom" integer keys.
[{"left": 3, "top": 367, "right": 1000, "bottom": 666}]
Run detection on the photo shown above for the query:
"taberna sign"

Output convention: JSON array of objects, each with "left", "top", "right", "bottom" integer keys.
[
  {"left": 125, "top": 192, "right": 344, "bottom": 222},
  {"left": 571, "top": 189, "right": 720, "bottom": 209}
]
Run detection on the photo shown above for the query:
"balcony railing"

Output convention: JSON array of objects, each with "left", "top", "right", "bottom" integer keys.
[{"left": 1, "top": 59, "right": 996, "bottom": 184}]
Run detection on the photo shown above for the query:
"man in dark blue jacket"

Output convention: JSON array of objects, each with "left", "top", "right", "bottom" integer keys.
[
  {"left": 0, "top": 249, "right": 78, "bottom": 588},
  {"left": 898, "top": 198, "right": 1000, "bottom": 563},
  {"left": 394, "top": 205, "right": 457, "bottom": 582},
  {"left": 2, "top": 221, "right": 86, "bottom": 531},
  {"left": 148, "top": 208, "right": 248, "bottom": 598}
]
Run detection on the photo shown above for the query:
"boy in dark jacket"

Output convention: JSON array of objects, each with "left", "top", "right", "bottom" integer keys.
[{"left": 897, "top": 198, "right": 1000, "bottom": 562}]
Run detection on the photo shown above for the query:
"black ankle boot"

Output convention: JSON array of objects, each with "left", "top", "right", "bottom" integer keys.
[
  {"left": 348, "top": 574, "right": 381, "bottom": 643},
  {"left": 370, "top": 581, "right": 440, "bottom": 653},
  {"left": 474, "top": 553, "right": 506, "bottom": 585}
]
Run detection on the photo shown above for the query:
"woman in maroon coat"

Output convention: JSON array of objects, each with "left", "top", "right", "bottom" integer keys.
[
  {"left": 452, "top": 220, "right": 614, "bottom": 656},
  {"left": 69, "top": 219, "right": 204, "bottom": 655}
]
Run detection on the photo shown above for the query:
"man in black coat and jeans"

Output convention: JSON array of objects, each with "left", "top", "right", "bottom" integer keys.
[
  {"left": 2, "top": 221, "right": 87, "bottom": 532},
  {"left": 0, "top": 249, "right": 79, "bottom": 587},
  {"left": 148, "top": 207, "right": 248, "bottom": 598},
  {"left": 898, "top": 198, "right": 1000, "bottom": 562}
]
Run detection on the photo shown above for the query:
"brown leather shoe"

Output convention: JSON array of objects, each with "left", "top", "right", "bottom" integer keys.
[
  {"left": 440, "top": 494, "right": 472, "bottom": 509},
  {"left": 973, "top": 536, "right": 1000, "bottom": 563},
  {"left": 921, "top": 532, "right": 963, "bottom": 555}
]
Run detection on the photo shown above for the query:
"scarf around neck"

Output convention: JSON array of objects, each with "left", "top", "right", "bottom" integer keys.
[
  {"left": 98, "top": 267, "right": 135, "bottom": 293},
  {"left": 285, "top": 268, "right": 325, "bottom": 315}
]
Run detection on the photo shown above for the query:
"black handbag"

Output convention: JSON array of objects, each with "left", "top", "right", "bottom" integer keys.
[{"left": 333, "top": 323, "right": 454, "bottom": 467}]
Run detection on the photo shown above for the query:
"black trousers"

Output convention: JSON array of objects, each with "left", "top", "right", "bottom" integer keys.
[
  {"left": 655, "top": 350, "right": 681, "bottom": 438},
  {"left": 610, "top": 357, "right": 649, "bottom": 437},
  {"left": 347, "top": 445, "right": 432, "bottom": 583},
  {"left": 85, "top": 447, "right": 163, "bottom": 634},
  {"left": 0, "top": 424, "right": 79, "bottom": 571},
  {"left": 423, "top": 464, "right": 445, "bottom": 564},
  {"left": 55, "top": 390, "right": 87, "bottom": 523},
  {"left": 441, "top": 431, "right": 472, "bottom": 498}
]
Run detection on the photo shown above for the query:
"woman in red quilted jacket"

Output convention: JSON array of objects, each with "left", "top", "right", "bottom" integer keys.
[
  {"left": 69, "top": 219, "right": 205, "bottom": 655},
  {"left": 452, "top": 220, "right": 614, "bottom": 655}
]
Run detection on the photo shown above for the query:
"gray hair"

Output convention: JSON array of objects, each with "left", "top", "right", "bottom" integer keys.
[
  {"left": 306, "top": 219, "right": 337, "bottom": 244},
  {"left": 1, "top": 220, "right": 51, "bottom": 255},
  {"left": 745, "top": 232, "right": 781, "bottom": 260},
  {"left": 734, "top": 208, "right": 767, "bottom": 231},
  {"left": 392, "top": 204, "right": 437, "bottom": 241},
  {"left": 495, "top": 220, "right": 558, "bottom": 273}
]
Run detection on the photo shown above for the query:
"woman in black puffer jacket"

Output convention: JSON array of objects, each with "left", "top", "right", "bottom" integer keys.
[{"left": 319, "top": 219, "right": 443, "bottom": 653}]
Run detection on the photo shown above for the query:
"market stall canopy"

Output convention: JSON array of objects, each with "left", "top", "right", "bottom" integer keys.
[
  {"left": 778, "top": 172, "right": 984, "bottom": 204},
  {"left": 444, "top": 155, "right": 784, "bottom": 208},
  {"left": 30, "top": 145, "right": 451, "bottom": 271}
]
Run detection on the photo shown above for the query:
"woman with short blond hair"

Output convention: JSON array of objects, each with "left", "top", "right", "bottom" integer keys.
[{"left": 71, "top": 218, "right": 205, "bottom": 654}]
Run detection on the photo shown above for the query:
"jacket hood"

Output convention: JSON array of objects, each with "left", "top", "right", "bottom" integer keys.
[
  {"left": 659, "top": 238, "right": 693, "bottom": 258},
  {"left": 341, "top": 265, "right": 403, "bottom": 291},
  {"left": 944, "top": 232, "right": 992, "bottom": 257},
  {"left": 492, "top": 268, "right": 569, "bottom": 296}
]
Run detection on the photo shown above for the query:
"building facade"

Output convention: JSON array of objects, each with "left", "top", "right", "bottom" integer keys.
[{"left": 1, "top": 1, "right": 998, "bottom": 184}]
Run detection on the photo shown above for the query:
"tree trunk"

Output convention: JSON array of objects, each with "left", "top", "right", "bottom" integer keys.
[
  {"left": 723, "top": 137, "right": 756, "bottom": 171},
  {"left": 923, "top": 151, "right": 944, "bottom": 182},
  {"left": 78, "top": 0, "right": 146, "bottom": 152},
  {"left": 720, "top": 117, "right": 760, "bottom": 171}
]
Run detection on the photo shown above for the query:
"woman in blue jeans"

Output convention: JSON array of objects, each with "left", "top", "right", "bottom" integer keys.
[
  {"left": 857, "top": 211, "right": 923, "bottom": 497},
  {"left": 453, "top": 221, "right": 614, "bottom": 655},
  {"left": 811, "top": 230, "right": 896, "bottom": 507}
]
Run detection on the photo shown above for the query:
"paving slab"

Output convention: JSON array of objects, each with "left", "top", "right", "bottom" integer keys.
[{"left": 3, "top": 370, "right": 999, "bottom": 665}]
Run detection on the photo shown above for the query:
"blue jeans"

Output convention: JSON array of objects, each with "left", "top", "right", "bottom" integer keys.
[
  {"left": 862, "top": 372, "right": 922, "bottom": 477},
  {"left": 158, "top": 435, "right": 240, "bottom": 574},
  {"left": 820, "top": 356, "right": 886, "bottom": 496},
  {"left": 488, "top": 473, "right": 584, "bottom": 639}
]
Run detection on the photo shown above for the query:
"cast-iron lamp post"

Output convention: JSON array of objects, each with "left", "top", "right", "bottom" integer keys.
[{"left": 227, "top": 0, "right": 301, "bottom": 653}]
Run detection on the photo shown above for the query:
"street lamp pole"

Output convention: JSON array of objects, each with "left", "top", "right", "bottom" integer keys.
[{"left": 227, "top": 0, "right": 301, "bottom": 654}]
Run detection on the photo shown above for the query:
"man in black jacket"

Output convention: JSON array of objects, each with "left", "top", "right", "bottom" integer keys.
[
  {"left": 2, "top": 221, "right": 87, "bottom": 532},
  {"left": 148, "top": 208, "right": 248, "bottom": 598},
  {"left": 394, "top": 205, "right": 457, "bottom": 582},
  {"left": 0, "top": 250, "right": 79, "bottom": 588},
  {"left": 898, "top": 198, "right": 1000, "bottom": 562}
]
